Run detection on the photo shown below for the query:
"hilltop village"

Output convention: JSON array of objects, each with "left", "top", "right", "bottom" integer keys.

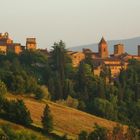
[
  {"left": 0, "top": 32, "right": 140, "bottom": 78},
  {"left": 68, "top": 38, "right": 140, "bottom": 77}
]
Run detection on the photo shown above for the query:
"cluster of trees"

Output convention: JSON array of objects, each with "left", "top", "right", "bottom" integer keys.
[
  {"left": 78, "top": 123, "right": 140, "bottom": 140},
  {"left": 0, "top": 51, "right": 49, "bottom": 99}
]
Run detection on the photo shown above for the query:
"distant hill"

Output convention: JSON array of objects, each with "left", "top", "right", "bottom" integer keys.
[{"left": 70, "top": 37, "right": 140, "bottom": 55}]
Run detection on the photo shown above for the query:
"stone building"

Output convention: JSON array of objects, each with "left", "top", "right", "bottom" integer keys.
[
  {"left": 114, "top": 44, "right": 124, "bottom": 56},
  {"left": 7, "top": 43, "right": 23, "bottom": 54},
  {"left": 0, "top": 32, "right": 13, "bottom": 54},
  {"left": 67, "top": 51, "right": 85, "bottom": 67},
  {"left": 92, "top": 58, "right": 128, "bottom": 77},
  {"left": 0, "top": 32, "right": 37, "bottom": 54}
]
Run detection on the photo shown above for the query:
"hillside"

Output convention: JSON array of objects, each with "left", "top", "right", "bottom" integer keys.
[
  {"left": 0, "top": 119, "right": 50, "bottom": 140},
  {"left": 70, "top": 36, "right": 140, "bottom": 55},
  {"left": 7, "top": 94, "right": 127, "bottom": 139}
]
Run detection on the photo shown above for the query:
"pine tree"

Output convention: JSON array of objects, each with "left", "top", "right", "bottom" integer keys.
[{"left": 41, "top": 104, "right": 53, "bottom": 133}]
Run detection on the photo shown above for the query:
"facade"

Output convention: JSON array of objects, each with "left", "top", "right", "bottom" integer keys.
[
  {"left": 7, "top": 43, "right": 23, "bottom": 54},
  {"left": 92, "top": 58, "right": 128, "bottom": 77},
  {"left": 67, "top": 51, "right": 85, "bottom": 67},
  {"left": 26, "top": 38, "right": 37, "bottom": 50}
]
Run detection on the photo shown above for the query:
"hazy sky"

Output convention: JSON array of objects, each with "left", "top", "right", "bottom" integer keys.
[{"left": 1, "top": 0, "right": 140, "bottom": 49}]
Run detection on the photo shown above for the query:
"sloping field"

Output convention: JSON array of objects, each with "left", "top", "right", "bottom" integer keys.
[
  {"left": 7, "top": 94, "right": 127, "bottom": 138},
  {"left": 26, "top": 99, "right": 117, "bottom": 134}
]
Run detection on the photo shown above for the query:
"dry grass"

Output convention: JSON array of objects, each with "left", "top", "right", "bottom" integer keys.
[{"left": 7, "top": 94, "right": 127, "bottom": 138}]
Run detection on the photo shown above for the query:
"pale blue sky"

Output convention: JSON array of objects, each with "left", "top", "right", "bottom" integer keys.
[{"left": 1, "top": 0, "right": 140, "bottom": 49}]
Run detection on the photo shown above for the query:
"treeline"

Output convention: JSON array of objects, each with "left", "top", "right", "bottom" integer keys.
[
  {"left": 78, "top": 123, "right": 140, "bottom": 140},
  {"left": 0, "top": 40, "right": 140, "bottom": 130}
]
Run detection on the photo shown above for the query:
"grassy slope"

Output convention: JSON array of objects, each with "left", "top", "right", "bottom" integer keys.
[
  {"left": 7, "top": 94, "right": 127, "bottom": 139},
  {"left": 0, "top": 119, "right": 50, "bottom": 140}
]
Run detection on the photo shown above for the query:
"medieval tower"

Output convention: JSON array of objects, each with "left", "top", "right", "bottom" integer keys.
[
  {"left": 114, "top": 44, "right": 124, "bottom": 56},
  {"left": 98, "top": 37, "right": 109, "bottom": 58},
  {"left": 26, "top": 38, "right": 37, "bottom": 50}
]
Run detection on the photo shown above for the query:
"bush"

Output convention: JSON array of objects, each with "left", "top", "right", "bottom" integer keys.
[
  {"left": 40, "top": 85, "right": 51, "bottom": 100},
  {"left": 34, "top": 86, "right": 45, "bottom": 100},
  {"left": 56, "top": 96, "right": 79, "bottom": 109},
  {"left": 35, "top": 85, "right": 51, "bottom": 100}
]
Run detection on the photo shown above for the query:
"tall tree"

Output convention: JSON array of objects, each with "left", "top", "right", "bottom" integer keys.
[{"left": 50, "top": 40, "right": 71, "bottom": 99}]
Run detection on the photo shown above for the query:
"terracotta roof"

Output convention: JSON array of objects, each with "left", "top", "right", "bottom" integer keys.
[{"left": 105, "top": 64, "right": 123, "bottom": 66}]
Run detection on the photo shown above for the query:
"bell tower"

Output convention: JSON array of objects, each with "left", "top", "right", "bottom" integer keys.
[{"left": 98, "top": 37, "right": 109, "bottom": 58}]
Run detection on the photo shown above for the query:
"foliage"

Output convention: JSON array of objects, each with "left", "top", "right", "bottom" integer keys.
[
  {"left": 0, "top": 124, "right": 45, "bottom": 140},
  {"left": 0, "top": 42, "right": 140, "bottom": 129},
  {"left": 0, "top": 81, "right": 7, "bottom": 99},
  {"left": 2, "top": 99, "right": 32, "bottom": 126},
  {"left": 41, "top": 104, "right": 53, "bottom": 133},
  {"left": 56, "top": 95, "right": 79, "bottom": 109},
  {"left": 78, "top": 131, "right": 88, "bottom": 140}
]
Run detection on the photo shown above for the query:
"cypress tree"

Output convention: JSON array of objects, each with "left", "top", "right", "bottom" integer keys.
[{"left": 41, "top": 104, "right": 53, "bottom": 133}]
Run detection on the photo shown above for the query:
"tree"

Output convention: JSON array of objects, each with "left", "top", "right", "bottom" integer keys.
[
  {"left": 88, "top": 123, "right": 108, "bottom": 140},
  {"left": 3, "top": 99, "right": 32, "bottom": 126},
  {"left": 78, "top": 131, "right": 88, "bottom": 140},
  {"left": 41, "top": 104, "right": 53, "bottom": 133},
  {"left": 91, "top": 98, "right": 117, "bottom": 120},
  {"left": 112, "top": 124, "right": 124, "bottom": 140},
  {"left": 49, "top": 41, "right": 71, "bottom": 99}
]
